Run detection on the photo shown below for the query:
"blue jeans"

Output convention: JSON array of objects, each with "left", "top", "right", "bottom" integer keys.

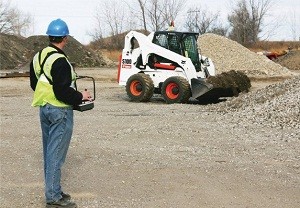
[{"left": 39, "top": 104, "right": 73, "bottom": 203}]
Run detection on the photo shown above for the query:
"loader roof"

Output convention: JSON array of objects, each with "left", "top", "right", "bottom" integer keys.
[{"left": 155, "top": 31, "right": 199, "bottom": 36}]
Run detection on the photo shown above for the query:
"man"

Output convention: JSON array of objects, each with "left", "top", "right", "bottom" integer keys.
[{"left": 30, "top": 18, "right": 91, "bottom": 208}]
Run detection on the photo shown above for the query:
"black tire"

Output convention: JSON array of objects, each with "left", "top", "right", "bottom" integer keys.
[
  {"left": 126, "top": 73, "right": 154, "bottom": 102},
  {"left": 161, "top": 76, "right": 191, "bottom": 104}
]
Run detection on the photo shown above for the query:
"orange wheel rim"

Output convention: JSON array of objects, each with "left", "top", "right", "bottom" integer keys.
[
  {"left": 130, "top": 80, "right": 142, "bottom": 96},
  {"left": 166, "top": 82, "right": 179, "bottom": 99}
]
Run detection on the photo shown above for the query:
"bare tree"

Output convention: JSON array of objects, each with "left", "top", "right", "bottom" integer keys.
[
  {"left": 146, "top": 0, "right": 164, "bottom": 30},
  {"left": 228, "top": 0, "right": 273, "bottom": 46},
  {"left": 133, "top": 0, "right": 186, "bottom": 31},
  {"left": 102, "top": 0, "right": 126, "bottom": 36},
  {"left": 137, "top": 0, "right": 148, "bottom": 31},
  {"left": 87, "top": 12, "right": 104, "bottom": 42},
  {"left": 161, "top": 0, "right": 186, "bottom": 27},
  {"left": 228, "top": 0, "right": 251, "bottom": 44},
  {"left": 89, "top": 0, "right": 134, "bottom": 49},
  {"left": 209, "top": 22, "right": 229, "bottom": 36},
  {"left": 185, "top": 6, "right": 220, "bottom": 34},
  {"left": 288, "top": 10, "right": 298, "bottom": 41},
  {"left": 0, "top": 0, "right": 32, "bottom": 36},
  {"left": 123, "top": 0, "right": 147, "bottom": 31}
]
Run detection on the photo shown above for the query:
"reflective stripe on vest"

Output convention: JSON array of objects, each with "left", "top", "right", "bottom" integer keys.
[{"left": 32, "top": 47, "right": 76, "bottom": 107}]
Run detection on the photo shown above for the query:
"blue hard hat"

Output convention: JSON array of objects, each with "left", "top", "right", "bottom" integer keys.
[{"left": 46, "top": 19, "right": 69, "bottom": 36}]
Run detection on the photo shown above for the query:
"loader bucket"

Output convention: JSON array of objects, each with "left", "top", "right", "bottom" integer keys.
[
  {"left": 194, "top": 70, "right": 251, "bottom": 102},
  {"left": 191, "top": 78, "right": 213, "bottom": 99}
]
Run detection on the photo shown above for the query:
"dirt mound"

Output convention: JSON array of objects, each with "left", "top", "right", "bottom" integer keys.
[
  {"left": 0, "top": 34, "right": 112, "bottom": 71},
  {"left": 275, "top": 50, "right": 300, "bottom": 71},
  {"left": 198, "top": 33, "right": 293, "bottom": 78},
  {"left": 196, "top": 70, "right": 251, "bottom": 102},
  {"left": 0, "top": 34, "right": 30, "bottom": 70}
]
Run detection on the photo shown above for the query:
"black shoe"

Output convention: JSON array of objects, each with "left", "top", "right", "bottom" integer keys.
[
  {"left": 61, "top": 192, "right": 71, "bottom": 201},
  {"left": 46, "top": 198, "right": 77, "bottom": 208}
]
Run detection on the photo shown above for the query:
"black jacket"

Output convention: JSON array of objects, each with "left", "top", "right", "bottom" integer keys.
[{"left": 30, "top": 44, "right": 83, "bottom": 106}]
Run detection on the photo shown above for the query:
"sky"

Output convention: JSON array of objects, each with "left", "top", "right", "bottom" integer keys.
[{"left": 5, "top": 0, "right": 300, "bottom": 44}]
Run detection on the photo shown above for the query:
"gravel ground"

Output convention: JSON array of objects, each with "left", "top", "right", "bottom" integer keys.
[
  {"left": 213, "top": 75, "right": 300, "bottom": 129},
  {"left": 0, "top": 68, "right": 299, "bottom": 208}
]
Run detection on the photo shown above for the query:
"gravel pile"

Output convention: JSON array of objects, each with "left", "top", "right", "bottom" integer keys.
[
  {"left": 0, "top": 34, "right": 112, "bottom": 70},
  {"left": 210, "top": 75, "right": 300, "bottom": 130},
  {"left": 0, "top": 34, "right": 29, "bottom": 70},
  {"left": 25, "top": 36, "right": 113, "bottom": 68},
  {"left": 198, "top": 33, "right": 293, "bottom": 77},
  {"left": 197, "top": 33, "right": 299, "bottom": 130}
]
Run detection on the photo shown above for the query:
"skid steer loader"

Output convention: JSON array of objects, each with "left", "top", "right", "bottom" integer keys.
[{"left": 117, "top": 30, "right": 251, "bottom": 104}]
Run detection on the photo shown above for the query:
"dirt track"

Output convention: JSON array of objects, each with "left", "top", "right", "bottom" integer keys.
[{"left": 0, "top": 68, "right": 299, "bottom": 208}]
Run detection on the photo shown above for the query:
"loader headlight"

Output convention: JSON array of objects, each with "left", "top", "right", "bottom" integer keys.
[{"left": 202, "top": 58, "right": 210, "bottom": 66}]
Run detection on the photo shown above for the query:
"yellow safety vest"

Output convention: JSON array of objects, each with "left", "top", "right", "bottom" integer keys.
[{"left": 31, "top": 46, "right": 76, "bottom": 107}]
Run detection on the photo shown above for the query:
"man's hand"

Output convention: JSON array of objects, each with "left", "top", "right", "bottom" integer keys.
[{"left": 81, "top": 89, "right": 93, "bottom": 101}]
